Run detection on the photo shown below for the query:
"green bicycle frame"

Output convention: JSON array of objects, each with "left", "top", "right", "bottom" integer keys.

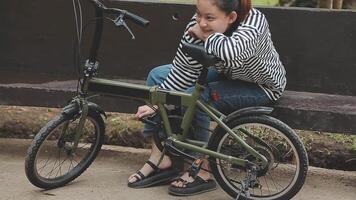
[{"left": 86, "top": 77, "right": 268, "bottom": 168}]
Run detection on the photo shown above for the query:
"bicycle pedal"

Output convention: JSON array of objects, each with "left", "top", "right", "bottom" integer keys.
[
  {"left": 139, "top": 115, "right": 160, "bottom": 127},
  {"left": 188, "top": 159, "right": 203, "bottom": 178}
]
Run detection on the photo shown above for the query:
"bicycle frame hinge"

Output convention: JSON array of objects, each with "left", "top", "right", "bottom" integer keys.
[
  {"left": 84, "top": 59, "right": 99, "bottom": 77},
  {"left": 149, "top": 86, "right": 167, "bottom": 104}
]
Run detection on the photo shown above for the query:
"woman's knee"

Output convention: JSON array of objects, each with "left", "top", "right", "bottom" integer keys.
[
  {"left": 146, "top": 67, "right": 161, "bottom": 86},
  {"left": 146, "top": 64, "right": 171, "bottom": 86},
  {"left": 185, "top": 86, "right": 210, "bottom": 102}
]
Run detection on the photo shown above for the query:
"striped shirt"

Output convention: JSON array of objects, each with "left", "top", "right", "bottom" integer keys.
[{"left": 160, "top": 8, "right": 286, "bottom": 101}]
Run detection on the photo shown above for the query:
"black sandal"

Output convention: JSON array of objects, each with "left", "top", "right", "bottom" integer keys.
[
  {"left": 127, "top": 160, "right": 179, "bottom": 189},
  {"left": 168, "top": 176, "right": 217, "bottom": 196}
]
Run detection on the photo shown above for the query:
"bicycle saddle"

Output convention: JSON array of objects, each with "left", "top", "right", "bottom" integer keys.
[{"left": 181, "top": 41, "right": 220, "bottom": 67}]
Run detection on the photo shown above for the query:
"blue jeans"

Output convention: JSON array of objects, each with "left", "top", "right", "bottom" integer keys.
[{"left": 143, "top": 64, "right": 272, "bottom": 142}]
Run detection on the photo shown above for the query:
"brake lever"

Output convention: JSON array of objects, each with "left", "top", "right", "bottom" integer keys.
[{"left": 114, "top": 13, "right": 135, "bottom": 39}]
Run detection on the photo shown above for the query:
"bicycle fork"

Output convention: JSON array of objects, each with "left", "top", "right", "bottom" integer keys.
[
  {"left": 73, "top": 101, "right": 89, "bottom": 150},
  {"left": 57, "top": 97, "right": 89, "bottom": 154}
]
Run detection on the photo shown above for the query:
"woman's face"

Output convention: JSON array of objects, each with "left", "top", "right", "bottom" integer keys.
[{"left": 196, "top": 0, "right": 237, "bottom": 34}]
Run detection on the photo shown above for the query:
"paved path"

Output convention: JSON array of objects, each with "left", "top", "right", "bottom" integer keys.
[{"left": 1, "top": 139, "right": 356, "bottom": 200}]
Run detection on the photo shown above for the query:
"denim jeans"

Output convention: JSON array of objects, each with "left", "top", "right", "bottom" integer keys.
[{"left": 143, "top": 64, "right": 272, "bottom": 142}]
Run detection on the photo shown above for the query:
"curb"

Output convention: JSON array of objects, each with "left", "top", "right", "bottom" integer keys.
[{"left": 0, "top": 138, "right": 150, "bottom": 159}]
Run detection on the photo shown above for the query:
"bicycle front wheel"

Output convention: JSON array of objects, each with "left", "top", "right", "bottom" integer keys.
[
  {"left": 25, "top": 110, "right": 105, "bottom": 189},
  {"left": 208, "top": 115, "right": 308, "bottom": 200}
]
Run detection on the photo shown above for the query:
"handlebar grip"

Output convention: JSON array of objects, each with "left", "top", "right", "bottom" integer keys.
[{"left": 124, "top": 11, "right": 150, "bottom": 27}]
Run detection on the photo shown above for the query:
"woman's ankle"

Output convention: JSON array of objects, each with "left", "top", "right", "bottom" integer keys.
[
  {"left": 197, "top": 170, "right": 211, "bottom": 180},
  {"left": 149, "top": 155, "right": 172, "bottom": 169}
]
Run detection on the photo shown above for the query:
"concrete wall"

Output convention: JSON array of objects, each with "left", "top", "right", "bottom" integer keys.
[{"left": 1, "top": 0, "right": 356, "bottom": 95}]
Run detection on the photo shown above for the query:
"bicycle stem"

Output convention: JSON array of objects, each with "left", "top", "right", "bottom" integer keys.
[{"left": 88, "top": 2, "right": 104, "bottom": 63}]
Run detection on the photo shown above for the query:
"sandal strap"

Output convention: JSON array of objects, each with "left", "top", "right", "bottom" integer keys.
[
  {"left": 146, "top": 160, "right": 160, "bottom": 172},
  {"left": 133, "top": 174, "right": 142, "bottom": 181},
  {"left": 193, "top": 176, "right": 207, "bottom": 184},
  {"left": 136, "top": 170, "right": 146, "bottom": 180}
]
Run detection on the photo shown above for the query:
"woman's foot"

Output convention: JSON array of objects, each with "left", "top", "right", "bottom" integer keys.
[
  {"left": 168, "top": 171, "right": 216, "bottom": 196},
  {"left": 128, "top": 154, "right": 173, "bottom": 184},
  {"left": 170, "top": 169, "right": 211, "bottom": 188},
  {"left": 127, "top": 139, "right": 180, "bottom": 189},
  {"left": 168, "top": 160, "right": 217, "bottom": 196}
]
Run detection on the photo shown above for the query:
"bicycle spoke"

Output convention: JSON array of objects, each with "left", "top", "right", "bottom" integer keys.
[
  {"left": 55, "top": 150, "right": 62, "bottom": 178},
  {"left": 37, "top": 156, "right": 54, "bottom": 174},
  {"left": 267, "top": 171, "right": 283, "bottom": 191},
  {"left": 45, "top": 154, "right": 68, "bottom": 178},
  {"left": 263, "top": 176, "right": 271, "bottom": 195},
  {"left": 34, "top": 118, "right": 98, "bottom": 180},
  {"left": 68, "top": 157, "right": 74, "bottom": 173},
  {"left": 45, "top": 158, "right": 58, "bottom": 178},
  {"left": 267, "top": 171, "right": 279, "bottom": 193}
]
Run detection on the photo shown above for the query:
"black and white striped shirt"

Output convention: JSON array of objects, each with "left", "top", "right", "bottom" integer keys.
[{"left": 160, "top": 8, "right": 286, "bottom": 101}]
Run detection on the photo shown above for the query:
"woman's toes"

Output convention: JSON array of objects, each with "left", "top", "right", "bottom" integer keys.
[
  {"left": 176, "top": 180, "right": 185, "bottom": 188},
  {"left": 171, "top": 181, "right": 178, "bottom": 186},
  {"left": 128, "top": 177, "right": 133, "bottom": 183},
  {"left": 171, "top": 179, "right": 186, "bottom": 188},
  {"left": 128, "top": 174, "right": 137, "bottom": 183}
]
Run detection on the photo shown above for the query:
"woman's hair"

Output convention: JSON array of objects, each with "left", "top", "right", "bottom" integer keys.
[
  {"left": 210, "top": 0, "right": 252, "bottom": 35},
  {"left": 211, "top": 0, "right": 252, "bottom": 23}
]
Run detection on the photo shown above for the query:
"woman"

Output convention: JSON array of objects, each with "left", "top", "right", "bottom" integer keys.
[{"left": 128, "top": 0, "right": 286, "bottom": 196}]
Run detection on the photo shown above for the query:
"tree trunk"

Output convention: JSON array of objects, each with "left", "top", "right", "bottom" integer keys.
[
  {"left": 333, "top": 0, "right": 344, "bottom": 8},
  {"left": 343, "top": 0, "right": 356, "bottom": 9},
  {"left": 318, "top": 0, "right": 333, "bottom": 8}
]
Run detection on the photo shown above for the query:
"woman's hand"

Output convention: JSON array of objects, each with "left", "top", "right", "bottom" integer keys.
[
  {"left": 187, "top": 24, "right": 214, "bottom": 41},
  {"left": 135, "top": 105, "right": 157, "bottom": 119}
]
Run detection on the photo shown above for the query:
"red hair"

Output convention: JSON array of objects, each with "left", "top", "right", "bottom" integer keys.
[{"left": 237, "top": 0, "right": 252, "bottom": 23}]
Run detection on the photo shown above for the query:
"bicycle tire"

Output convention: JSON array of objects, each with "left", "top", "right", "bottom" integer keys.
[
  {"left": 25, "top": 109, "right": 105, "bottom": 189},
  {"left": 208, "top": 115, "right": 308, "bottom": 200}
]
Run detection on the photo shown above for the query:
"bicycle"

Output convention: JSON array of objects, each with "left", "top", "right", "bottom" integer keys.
[{"left": 25, "top": 0, "right": 308, "bottom": 199}]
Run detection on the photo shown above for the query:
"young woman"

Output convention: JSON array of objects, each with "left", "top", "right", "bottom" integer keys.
[{"left": 127, "top": 0, "right": 286, "bottom": 196}]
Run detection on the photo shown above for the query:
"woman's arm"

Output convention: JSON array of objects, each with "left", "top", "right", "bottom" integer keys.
[
  {"left": 158, "top": 15, "right": 204, "bottom": 92},
  {"left": 204, "top": 26, "right": 260, "bottom": 62}
]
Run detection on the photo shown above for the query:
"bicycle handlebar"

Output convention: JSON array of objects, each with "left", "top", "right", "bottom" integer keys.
[
  {"left": 181, "top": 41, "right": 220, "bottom": 85},
  {"left": 84, "top": 0, "right": 149, "bottom": 63},
  {"left": 181, "top": 41, "right": 219, "bottom": 67},
  {"left": 90, "top": 0, "right": 150, "bottom": 27}
]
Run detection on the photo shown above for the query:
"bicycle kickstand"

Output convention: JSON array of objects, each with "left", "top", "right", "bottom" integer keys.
[
  {"left": 235, "top": 182, "right": 250, "bottom": 200},
  {"left": 235, "top": 166, "right": 259, "bottom": 200}
]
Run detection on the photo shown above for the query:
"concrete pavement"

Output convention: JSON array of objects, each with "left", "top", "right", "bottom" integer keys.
[{"left": 0, "top": 138, "right": 356, "bottom": 200}]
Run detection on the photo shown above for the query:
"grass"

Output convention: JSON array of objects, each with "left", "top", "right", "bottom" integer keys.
[
  {"left": 108, "top": 113, "right": 143, "bottom": 131},
  {"left": 295, "top": 129, "right": 356, "bottom": 153},
  {"left": 325, "top": 133, "right": 356, "bottom": 151}
]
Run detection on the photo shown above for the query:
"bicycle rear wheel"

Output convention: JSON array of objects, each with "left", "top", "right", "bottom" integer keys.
[
  {"left": 25, "top": 109, "right": 105, "bottom": 189},
  {"left": 208, "top": 115, "right": 308, "bottom": 200}
]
